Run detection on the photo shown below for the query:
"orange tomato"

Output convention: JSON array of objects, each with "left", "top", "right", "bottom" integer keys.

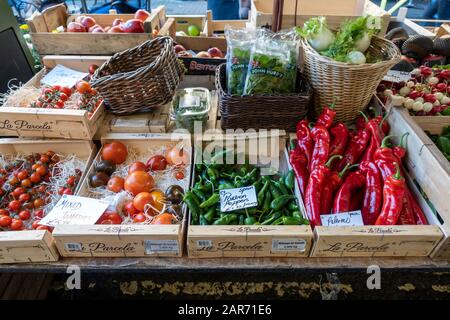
[
  {"left": 166, "top": 145, "right": 189, "bottom": 166},
  {"left": 151, "top": 213, "right": 176, "bottom": 225},
  {"left": 76, "top": 80, "right": 91, "bottom": 94},
  {"left": 107, "top": 176, "right": 125, "bottom": 193},
  {"left": 133, "top": 213, "right": 147, "bottom": 223},
  {"left": 149, "top": 189, "right": 165, "bottom": 213},
  {"left": 128, "top": 161, "right": 147, "bottom": 174},
  {"left": 101, "top": 141, "right": 128, "bottom": 165},
  {"left": 133, "top": 192, "right": 153, "bottom": 211},
  {"left": 124, "top": 171, "right": 154, "bottom": 196}
]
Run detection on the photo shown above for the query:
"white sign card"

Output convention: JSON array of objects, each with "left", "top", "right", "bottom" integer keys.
[
  {"left": 219, "top": 186, "right": 258, "bottom": 212},
  {"left": 39, "top": 195, "right": 109, "bottom": 227},
  {"left": 383, "top": 70, "right": 411, "bottom": 83},
  {"left": 40, "top": 64, "right": 89, "bottom": 88},
  {"left": 320, "top": 210, "right": 364, "bottom": 227}
]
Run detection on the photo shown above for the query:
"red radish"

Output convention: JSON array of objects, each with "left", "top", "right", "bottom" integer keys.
[
  {"left": 424, "top": 93, "right": 437, "bottom": 103},
  {"left": 67, "top": 22, "right": 86, "bottom": 32},
  {"left": 134, "top": 9, "right": 150, "bottom": 22},
  {"left": 436, "top": 83, "right": 447, "bottom": 92}
]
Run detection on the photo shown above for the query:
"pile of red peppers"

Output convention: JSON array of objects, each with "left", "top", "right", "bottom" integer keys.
[{"left": 289, "top": 103, "right": 429, "bottom": 228}]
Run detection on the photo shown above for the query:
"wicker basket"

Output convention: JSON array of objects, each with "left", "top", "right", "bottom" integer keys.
[
  {"left": 90, "top": 37, "right": 184, "bottom": 115},
  {"left": 301, "top": 36, "right": 401, "bottom": 124},
  {"left": 216, "top": 64, "right": 312, "bottom": 131}
]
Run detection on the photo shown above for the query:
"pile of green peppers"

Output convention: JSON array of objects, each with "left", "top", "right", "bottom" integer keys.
[
  {"left": 184, "top": 159, "right": 309, "bottom": 226},
  {"left": 427, "top": 126, "right": 450, "bottom": 162}
]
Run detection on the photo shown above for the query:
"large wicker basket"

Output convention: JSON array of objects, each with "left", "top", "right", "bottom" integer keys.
[
  {"left": 90, "top": 37, "right": 183, "bottom": 115},
  {"left": 216, "top": 64, "right": 312, "bottom": 131},
  {"left": 301, "top": 36, "right": 401, "bottom": 124}
]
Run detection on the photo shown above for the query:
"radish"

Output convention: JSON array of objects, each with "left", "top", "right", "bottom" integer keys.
[
  {"left": 415, "top": 97, "right": 424, "bottom": 103},
  {"left": 404, "top": 98, "right": 414, "bottom": 110},
  {"left": 423, "top": 102, "right": 433, "bottom": 112},
  {"left": 411, "top": 68, "right": 421, "bottom": 76},
  {"left": 399, "top": 86, "right": 410, "bottom": 97},
  {"left": 384, "top": 89, "right": 393, "bottom": 97},
  {"left": 435, "top": 92, "right": 444, "bottom": 101},
  {"left": 441, "top": 96, "right": 450, "bottom": 105},
  {"left": 412, "top": 101, "right": 424, "bottom": 111},
  {"left": 391, "top": 95, "right": 404, "bottom": 107},
  {"left": 427, "top": 76, "right": 439, "bottom": 85},
  {"left": 406, "top": 81, "right": 415, "bottom": 88}
]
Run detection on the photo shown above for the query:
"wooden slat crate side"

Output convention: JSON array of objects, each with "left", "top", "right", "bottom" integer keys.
[
  {"left": 432, "top": 235, "right": 450, "bottom": 259},
  {"left": 175, "top": 36, "right": 226, "bottom": 53},
  {"left": 42, "top": 55, "right": 110, "bottom": 71},
  {"left": 413, "top": 116, "right": 450, "bottom": 135}
]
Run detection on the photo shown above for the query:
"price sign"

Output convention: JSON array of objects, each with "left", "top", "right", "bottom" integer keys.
[
  {"left": 320, "top": 210, "right": 364, "bottom": 227},
  {"left": 219, "top": 186, "right": 258, "bottom": 212}
]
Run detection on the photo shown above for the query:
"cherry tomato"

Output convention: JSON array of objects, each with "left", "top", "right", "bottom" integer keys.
[
  {"left": 32, "top": 219, "right": 41, "bottom": 229},
  {"left": 40, "top": 154, "right": 49, "bottom": 163},
  {"left": 128, "top": 161, "right": 147, "bottom": 174},
  {"left": 0, "top": 215, "right": 12, "bottom": 227},
  {"left": 32, "top": 163, "right": 40, "bottom": 171},
  {"left": 100, "top": 219, "right": 114, "bottom": 224},
  {"left": 149, "top": 189, "right": 165, "bottom": 214},
  {"left": 36, "top": 165, "right": 47, "bottom": 176},
  {"left": 133, "top": 213, "right": 146, "bottom": 223},
  {"left": 35, "top": 100, "right": 43, "bottom": 108},
  {"left": 36, "top": 225, "right": 50, "bottom": 231},
  {"left": 67, "top": 176, "right": 76, "bottom": 186},
  {"left": 21, "top": 179, "right": 32, "bottom": 188},
  {"left": 37, "top": 185, "right": 46, "bottom": 193},
  {"left": 124, "top": 171, "right": 154, "bottom": 196},
  {"left": 90, "top": 88, "right": 97, "bottom": 96},
  {"left": 52, "top": 85, "right": 61, "bottom": 92},
  {"left": 151, "top": 213, "right": 176, "bottom": 225},
  {"left": 107, "top": 176, "right": 124, "bottom": 193},
  {"left": 105, "top": 212, "right": 122, "bottom": 225},
  {"left": 63, "top": 188, "right": 73, "bottom": 195},
  {"left": 59, "top": 92, "right": 69, "bottom": 101},
  {"left": 19, "top": 210, "right": 31, "bottom": 220},
  {"left": 12, "top": 187, "right": 25, "bottom": 197},
  {"left": 18, "top": 193, "right": 30, "bottom": 203},
  {"left": 17, "top": 170, "right": 28, "bottom": 180},
  {"left": 8, "top": 200, "right": 21, "bottom": 211},
  {"left": 102, "top": 141, "right": 128, "bottom": 165},
  {"left": 146, "top": 155, "right": 168, "bottom": 171},
  {"left": 76, "top": 80, "right": 91, "bottom": 94},
  {"left": 10, "top": 219, "right": 23, "bottom": 230},
  {"left": 8, "top": 176, "right": 19, "bottom": 186},
  {"left": 43, "top": 88, "right": 53, "bottom": 95},
  {"left": 55, "top": 100, "right": 65, "bottom": 108},
  {"left": 34, "top": 210, "right": 44, "bottom": 219},
  {"left": 133, "top": 192, "right": 153, "bottom": 211},
  {"left": 30, "top": 172, "right": 41, "bottom": 183},
  {"left": 173, "top": 170, "right": 185, "bottom": 180},
  {"left": 61, "top": 87, "right": 72, "bottom": 97},
  {"left": 0, "top": 209, "right": 9, "bottom": 216},
  {"left": 33, "top": 198, "right": 44, "bottom": 208},
  {"left": 166, "top": 146, "right": 189, "bottom": 166},
  {"left": 123, "top": 202, "right": 138, "bottom": 217}
]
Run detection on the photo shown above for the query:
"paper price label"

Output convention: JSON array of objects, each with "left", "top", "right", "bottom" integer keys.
[
  {"left": 219, "top": 186, "right": 258, "bottom": 212},
  {"left": 320, "top": 210, "right": 364, "bottom": 227},
  {"left": 272, "top": 239, "right": 306, "bottom": 252},
  {"left": 41, "top": 64, "right": 89, "bottom": 88},
  {"left": 383, "top": 70, "right": 411, "bottom": 83},
  {"left": 144, "top": 240, "right": 179, "bottom": 254}
]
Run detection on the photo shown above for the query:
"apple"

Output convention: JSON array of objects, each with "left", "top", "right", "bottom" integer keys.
[
  {"left": 67, "top": 22, "right": 86, "bottom": 32},
  {"left": 75, "top": 15, "right": 86, "bottom": 24},
  {"left": 108, "top": 25, "right": 124, "bottom": 33},
  {"left": 123, "top": 19, "right": 144, "bottom": 33},
  {"left": 81, "top": 16, "right": 96, "bottom": 29},
  {"left": 112, "top": 18, "right": 124, "bottom": 27},
  {"left": 89, "top": 64, "right": 99, "bottom": 75},
  {"left": 174, "top": 44, "right": 186, "bottom": 54},
  {"left": 178, "top": 51, "right": 192, "bottom": 58},
  {"left": 91, "top": 27, "right": 105, "bottom": 33},
  {"left": 134, "top": 9, "right": 150, "bottom": 22},
  {"left": 196, "top": 51, "right": 211, "bottom": 58},
  {"left": 89, "top": 24, "right": 101, "bottom": 32},
  {"left": 207, "top": 47, "right": 223, "bottom": 58},
  {"left": 188, "top": 25, "right": 200, "bottom": 36},
  {"left": 104, "top": 26, "right": 111, "bottom": 32}
]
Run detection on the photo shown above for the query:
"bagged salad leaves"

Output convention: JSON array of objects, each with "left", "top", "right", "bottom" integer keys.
[
  {"left": 225, "top": 27, "right": 256, "bottom": 95},
  {"left": 243, "top": 29, "right": 299, "bottom": 95}
]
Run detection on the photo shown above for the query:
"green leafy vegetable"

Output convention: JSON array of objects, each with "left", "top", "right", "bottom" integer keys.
[{"left": 295, "top": 16, "right": 334, "bottom": 51}]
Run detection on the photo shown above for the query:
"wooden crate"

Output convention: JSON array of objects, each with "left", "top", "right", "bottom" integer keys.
[
  {"left": 250, "top": 0, "right": 390, "bottom": 35},
  {"left": 27, "top": 4, "right": 175, "bottom": 55},
  {"left": 0, "top": 139, "right": 95, "bottom": 264},
  {"left": 0, "top": 56, "right": 105, "bottom": 140},
  {"left": 187, "top": 131, "right": 314, "bottom": 258},
  {"left": 52, "top": 132, "right": 192, "bottom": 258}
]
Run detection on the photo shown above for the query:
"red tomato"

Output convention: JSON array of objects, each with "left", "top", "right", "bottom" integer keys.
[
  {"left": 58, "top": 187, "right": 65, "bottom": 195},
  {"left": 33, "top": 198, "right": 44, "bottom": 208},
  {"left": 102, "top": 141, "right": 128, "bottom": 165},
  {"left": 174, "top": 170, "right": 185, "bottom": 180},
  {"left": 8, "top": 200, "right": 21, "bottom": 211},
  {"left": 36, "top": 225, "right": 50, "bottom": 231},
  {"left": 133, "top": 213, "right": 146, "bottom": 223},
  {"left": 123, "top": 202, "right": 138, "bottom": 217},
  {"left": 107, "top": 176, "right": 124, "bottom": 193},
  {"left": 32, "top": 219, "right": 41, "bottom": 229},
  {"left": 19, "top": 210, "right": 31, "bottom": 220},
  {"left": 151, "top": 213, "right": 176, "bottom": 225},
  {"left": 166, "top": 146, "right": 189, "bottom": 166},
  {"left": 128, "top": 161, "right": 147, "bottom": 174},
  {"left": 55, "top": 100, "right": 65, "bottom": 108},
  {"left": 133, "top": 192, "right": 153, "bottom": 211},
  {"left": 76, "top": 80, "right": 91, "bottom": 94},
  {"left": 59, "top": 92, "right": 69, "bottom": 101},
  {"left": 43, "top": 87, "right": 53, "bottom": 95},
  {"left": 67, "top": 176, "right": 76, "bottom": 186},
  {"left": 17, "top": 170, "right": 28, "bottom": 180},
  {"left": 61, "top": 87, "right": 72, "bottom": 97},
  {"left": 100, "top": 219, "right": 114, "bottom": 224},
  {"left": 52, "top": 85, "right": 61, "bottom": 92},
  {"left": 12, "top": 187, "right": 25, "bottom": 198},
  {"left": 21, "top": 179, "right": 32, "bottom": 188},
  {"left": 0, "top": 209, "right": 9, "bottom": 216},
  {"left": 34, "top": 210, "right": 44, "bottom": 219},
  {"left": 36, "top": 165, "right": 47, "bottom": 176},
  {"left": 30, "top": 172, "right": 41, "bottom": 183},
  {"left": 0, "top": 215, "right": 12, "bottom": 227},
  {"left": 63, "top": 188, "right": 73, "bottom": 195},
  {"left": 40, "top": 154, "right": 50, "bottom": 163},
  {"left": 106, "top": 212, "right": 123, "bottom": 225},
  {"left": 124, "top": 171, "right": 154, "bottom": 196},
  {"left": 18, "top": 193, "right": 30, "bottom": 203},
  {"left": 146, "top": 155, "right": 168, "bottom": 171},
  {"left": 10, "top": 218, "right": 23, "bottom": 230}
]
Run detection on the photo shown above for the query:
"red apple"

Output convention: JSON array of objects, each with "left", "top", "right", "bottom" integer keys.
[
  {"left": 177, "top": 51, "right": 192, "bottom": 58},
  {"left": 89, "top": 64, "right": 99, "bottom": 75},
  {"left": 123, "top": 19, "right": 144, "bottom": 33},
  {"left": 81, "top": 16, "right": 97, "bottom": 29},
  {"left": 89, "top": 24, "right": 101, "bottom": 32},
  {"left": 75, "top": 15, "right": 86, "bottom": 23},
  {"left": 67, "top": 22, "right": 87, "bottom": 32},
  {"left": 91, "top": 27, "right": 105, "bottom": 33},
  {"left": 112, "top": 18, "right": 124, "bottom": 27},
  {"left": 108, "top": 25, "right": 124, "bottom": 33},
  {"left": 134, "top": 9, "right": 150, "bottom": 22},
  {"left": 207, "top": 47, "right": 223, "bottom": 58},
  {"left": 196, "top": 51, "right": 211, "bottom": 58},
  {"left": 174, "top": 44, "right": 186, "bottom": 54}
]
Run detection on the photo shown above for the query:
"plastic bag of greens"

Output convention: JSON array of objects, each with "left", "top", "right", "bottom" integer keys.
[
  {"left": 243, "top": 29, "right": 299, "bottom": 95},
  {"left": 225, "top": 27, "right": 256, "bottom": 95}
]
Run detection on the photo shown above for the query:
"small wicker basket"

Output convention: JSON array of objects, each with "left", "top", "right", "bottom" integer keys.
[
  {"left": 301, "top": 36, "right": 401, "bottom": 124},
  {"left": 216, "top": 64, "right": 312, "bottom": 132},
  {"left": 90, "top": 37, "right": 184, "bottom": 115}
]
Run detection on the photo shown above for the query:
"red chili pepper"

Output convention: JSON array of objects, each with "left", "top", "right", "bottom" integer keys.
[
  {"left": 392, "top": 133, "right": 409, "bottom": 161},
  {"left": 304, "top": 155, "right": 342, "bottom": 227},
  {"left": 319, "top": 161, "right": 356, "bottom": 215},
  {"left": 355, "top": 114, "right": 367, "bottom": 131},
  {"left": 309, "top": 125, "right": 330, "bottom": 172},
  {"left": 409, "top": 191, "right": 428, "bottom": 225},
  {"left": 332, "top": 170, "right": 366, "bottom": 214},
  {"left": 350, "top": 189, "right": 365, "bottom": 211},
  {"left": 397, "top": 194, "right": 416, "bottom": 225},
  {"left": 373, "top": 135, "right": 398, "bottom": 179},
  {"left": 361, "top": 113, "right": 385, "bottom": 163},
  {"left": 375, "top": 163, "right": 406, "bottom": 225},
  {"left": 289, "top": 141, "right": 309, "bottom": 197},
  {"left": 359, "top": 161, "right": 382, "bottom": 225},
  {"left": 316, "top": 101, "right": 337, "bottom": 129},
  {"left": 329, "top": 123, "right": 349, "bottom": 157},
  {"left": 296, "top": 120, "right": 313, "bottom": 169},
  {"left": 334, "top": 128, "right": 371, "bottom": 172},
  {"left": 369, "top": 106, "right": 391, "bottom": 135}
]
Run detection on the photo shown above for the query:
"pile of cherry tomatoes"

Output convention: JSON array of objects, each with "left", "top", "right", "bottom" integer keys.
[
  {"left": 88, "top": 141, "right": 189, "bottom": 225},
  {"left": 0, "top": 151, "right": 82, "bottom": 231}
]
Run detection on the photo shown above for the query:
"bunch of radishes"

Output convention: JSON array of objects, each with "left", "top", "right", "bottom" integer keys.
[{"left": 378, "top": 66, "right": 450, "bottom": 116}]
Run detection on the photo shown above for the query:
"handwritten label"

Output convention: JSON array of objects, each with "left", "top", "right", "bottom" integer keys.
[
  {"left": 144, "top": 240, "right": 179, "bottom": 254},
  {"left": 272, "top": 239, "right": 306, "bottom": 252},
  {"left": 320, "top": 210, "right": 364, "bottom": 227},
  {"left": 180, "top": 95, "right": 200, "bottom": 108},
  {"left": 383, "top": 70, "right": 411, "bottom": 83},
  {"left": 41, "top": 64, "right": 88, "bottom": 88},
  {"left": 39, "top": 195, "right": 108, "bottom": 227},
  {"left": 219, "top": 186, "right": 257, "bottom": 212}
]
